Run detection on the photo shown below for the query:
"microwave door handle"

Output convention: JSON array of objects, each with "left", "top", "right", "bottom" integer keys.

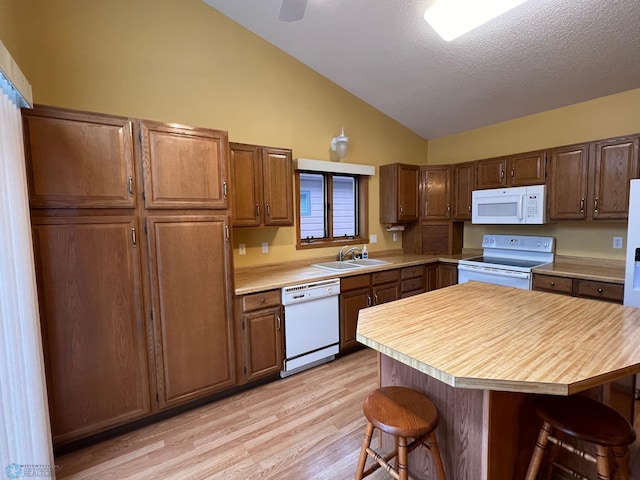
[{"left": 519, "top": 194, "right": 525, "bottom": 221}]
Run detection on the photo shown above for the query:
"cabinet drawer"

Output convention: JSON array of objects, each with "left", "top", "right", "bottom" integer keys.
[
  {"left": 341, "top": 274, "right": 371, "bottom": 291},
  {"left": 401, "top": 265, "right": 425, "bottom": 280},
  {"left": 532, "top": 274, "right": 573, "bottom": 295},
  {"left": 241, "top": 289, "right": 281, "bottom": 312},
  {"left": 372, "top": 269, "right": 400, "bottom": 285},
  {"left": 401, "top": 277, "right": 425, "bottom": 293},
  {"left": 577, "top": 280, "right": 623, "bottom": 303}
]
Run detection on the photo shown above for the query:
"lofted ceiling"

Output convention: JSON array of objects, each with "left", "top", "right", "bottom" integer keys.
[{"left": 202, "top": 0, "right": 640, "bottom": 139}]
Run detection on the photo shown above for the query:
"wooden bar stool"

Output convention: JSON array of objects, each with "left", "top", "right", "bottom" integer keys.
[
  {"left": 524, "top": 394, "right": 636, "bottom": 480},
  {"left": 355, "top": 386, "right": 446, "bottom": 480}
]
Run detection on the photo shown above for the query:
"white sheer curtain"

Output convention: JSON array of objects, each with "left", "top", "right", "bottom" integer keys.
[{"left": 0, "top": 70, "right": 55, "bottom": 475}]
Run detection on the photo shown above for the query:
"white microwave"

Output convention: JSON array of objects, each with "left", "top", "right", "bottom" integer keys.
[{"left": 472, "top": 185, "right": 547, "bottom": 224}]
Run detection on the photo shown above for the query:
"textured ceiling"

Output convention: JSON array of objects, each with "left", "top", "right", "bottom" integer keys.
[{"left": 202, "top": 0, "right": 640, "bottom": 139}]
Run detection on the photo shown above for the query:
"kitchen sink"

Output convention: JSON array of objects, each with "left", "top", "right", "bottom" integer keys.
[
  {"left": 347, "top": 258, "right": 390, "bottom": 267},
  {"left": 312, "top": 261, "right": 364, "bottom": 271},
  {"left": 311, "top": 259, "right": 390, "bottom": 271}
]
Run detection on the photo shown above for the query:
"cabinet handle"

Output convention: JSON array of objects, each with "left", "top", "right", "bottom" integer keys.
[
  {"left": 399, "top": 205, "right": 403, "bottom": 215},
  {"left": 266, "top": 203, "right": 271, "bottom": 217},
  {"left": 598, "top": 288, "right": 603, "bottom": 293},
  {"left": 594, "top": 197, "right": 599, "bottom": 215},
  {"left": 374, "top": 293, "right": 378, "bottom": 305},
  {"left": 511, "top": 167, "right": 515, "bottom": 179},
  {"left": 447, "top": 204, "right": 451, "bottom": 215},
  {"left": 500, "top": 168, "right": 504, "bottom": 180},
  {"left": 367, "top": 295, "right": 372, "bottom": 307},
  {"left": 580, "top": 198, "right": 585, "bottom": 213},
  {"left": 223, "top": 181, "right": 228, "bottom": 199},
  {"left": 260, "top": 297, "right": 265, "bottom": 303},
  {"left": 468, "top": 204, "right": 472, "bottom": 214},
  {"left": 256, "top": 204, "right": 260, "bottom": 218},
  {"left": 549, "top": 281, "right": 555, "bottom": 286},
  {"left": 131, "top": 227, "right": 137, "bottom": 247},
  {"left": 276, "top": 315, "right": 281, "bottom": 331},
  {"left": 127, "top": 176, "right": 133, "bottom": 197},
  {"left": 225, "top": 225, "right": 230, "bottom": 241}
]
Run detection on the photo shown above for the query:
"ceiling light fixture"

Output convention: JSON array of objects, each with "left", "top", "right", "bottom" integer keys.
[
  {"left": 331, "top": 128, "right": 349, "bottom": 160},
  {"left": 424, "top": 0, "right": 529, "bottom": 41}
]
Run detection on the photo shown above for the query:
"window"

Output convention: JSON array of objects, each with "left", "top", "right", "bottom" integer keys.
[{"left": 296, "top": 171, "right": 368, "bottom": 249}]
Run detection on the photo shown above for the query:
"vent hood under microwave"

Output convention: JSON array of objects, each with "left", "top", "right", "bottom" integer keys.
[{"left": 472, "top": 185, "right": 547, "bottom": 225}]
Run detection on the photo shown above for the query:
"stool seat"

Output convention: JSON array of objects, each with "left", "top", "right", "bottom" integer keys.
[
  {"left": 524, "top": 394, "right": 636, "bottom": 480},
  {"left": 534, "top": 394, "right": 636, "bottom": 447},
  {"left": 355, "top": 386, "right": 446, "bottom": 480},
  {"left": 363, "top": 386, "right": 440, "bottom": 438}
]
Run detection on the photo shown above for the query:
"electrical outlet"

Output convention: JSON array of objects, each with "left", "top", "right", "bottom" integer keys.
[
  {"left": 261, "top": 241, "right": 269, "bottom": 253},
  {"left": 370, "top": 234, "right": 378, "bottom": 244},
  {"left": 613, "top": 236, "right": 623, "bottom": 249},
  {"left": 239, "top": 243, "right": 246, "bottom": 255},
  {"left": 392, "top": 233, "right": 398, "bottom": 242}
]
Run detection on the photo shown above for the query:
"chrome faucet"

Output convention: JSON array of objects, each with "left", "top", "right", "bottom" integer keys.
[{"left": 338, "top": 246, "right": 362, "bottom": 261}]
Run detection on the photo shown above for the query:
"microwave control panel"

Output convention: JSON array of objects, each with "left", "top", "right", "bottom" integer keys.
[{"left": 526, "top": 194, "right": 540, "bottom": 218}]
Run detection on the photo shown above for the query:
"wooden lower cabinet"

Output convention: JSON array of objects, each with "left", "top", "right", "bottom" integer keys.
[
  {"left": 437, "top": 263, "right": 458, "bottom": 289},
  {"left": 31, "top": 216, "right": 151, "bottom": 445},
  {"left": 340, "top": 270, "right": 400, "bottom": 351},
  {"left": 146, "top": 215, "right": 236, "bottom": 409},
  {"left": 235, "top": 290, "right": 283, "bottom": 383},
  {"left": 532, "top": 273, "right": 623, "bottom": 303},
  {"left": 400, "top": 265, "right": 426, "bottom": 298}
]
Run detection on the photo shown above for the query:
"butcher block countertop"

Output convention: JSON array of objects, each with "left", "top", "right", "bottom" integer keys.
[
  {"left": 234, "top": 252, "right": 475, "bottom": 295},
  {"left": 357, "top": 282, "right": 640, "bottom": 395}
]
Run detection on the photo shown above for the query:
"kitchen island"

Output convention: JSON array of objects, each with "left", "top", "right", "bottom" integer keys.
[{"left": 356, "top": 282, "right": 640, "bottom": 480}]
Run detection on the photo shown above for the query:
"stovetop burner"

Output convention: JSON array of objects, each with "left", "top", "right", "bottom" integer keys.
[{"left": 462, "top": 256, "right": 550, "bottom": 269}]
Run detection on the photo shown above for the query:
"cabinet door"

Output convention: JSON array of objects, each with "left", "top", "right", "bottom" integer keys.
[
  {"left": 452, "top": 162, "right": 476, "bottom": 220},
  {"left": 590, "top": 136, "right": 640, "bottom": 220},
  {"left": 230, "top": 143, "right": 262, "bottom": 226},
  {"left": 476, "top": 157, "right": 507, "bottom": 189},
  {"left": 339, "top": 288, "right": 370, "bottom": 351},
  {"left": 508, "top": 150, "right": 547, "bottom": 186},
  {"left": 242, "top": 306, "right": 283, "bottom": 382},
  {"left": 32, "top": 216, "right": 150, "bottom": 445},
  {"left": 379, "top": 164, "right": 418, "bottom": 223},
  {"left": 140, "top": 121, "right": 229, "bottom": 209},
  {"left": 373, "top": 282, "right": 400, "bottom": 305},
  {"left": 548, "top": 144, "right": 589, "bottom": 220},
  {"left": 420, "top": 165, "right": 451, "bottom": 220},
  {"left": 147, "top": 215, "right": 235, "bottom": 409},
  {"left": 23, "top": 107, "right": 136, "bottom": 208},
  {"left": 426, "top": 264, "right": 438, "bottom": 291},
  {"left": 437, "top": 264, "right": 458, "bottom": 289},
  {"left": 262, "top": 147, "right": 294, "bottom": 225}
]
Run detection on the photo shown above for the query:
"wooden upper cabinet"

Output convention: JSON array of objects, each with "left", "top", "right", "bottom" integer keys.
[
  {"left": 22, "top": 106, "right": 136, "bottom": 208},
  {"left": 476, "top": 150, "right": 546, "bottom": 189},
  {"left": 261, "top": 147, "right": 294, "bottom": 225},
  {"left": 549, "top": 144, "right": 589, "bottom": 220},
  {"left": 476, "top": 157, "right": 507, "bottom": 189},
  {"left": 452, "top": 161, "right": 476, "bottom": 220},
  {"left": 146, "top": 215, "right": 236, "bottom": 409},
  {"left": 230, "top": 143, "right": 293, "bottom": 227},
  {"left": 379, "top": 163, "right": 419, "bottom": 223},
  {"left": 420, "top": 165, "right": 451, "bottom": 220},
  {"left": 589, "top": 136, "right": 639, "bottom": 220},
  {"left": 140, "top": 120, "right": 229, "bottom": 209},
  {"left": 31, "top": 216, "right": 150, "bottom": 444}
]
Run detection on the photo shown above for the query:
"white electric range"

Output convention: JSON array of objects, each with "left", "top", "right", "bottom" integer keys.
[{"left": 458, "top": 234, "right": 555, "bottom": 290}]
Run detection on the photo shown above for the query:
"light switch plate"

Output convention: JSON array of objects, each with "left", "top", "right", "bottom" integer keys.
[
  {"left": 393, "top": 233, "right": 398, "bottom": 242},
  {"left": 239, "top": 243, "right": 246, "bottom": 255},
  {"left": 262, "top": 241, "right": 269, "bottom": 253},
  {"left": 613, "top": 237, "right": 623, "bottom": 249},
  {"left": 370, "top": 234, "right": 378, "bottom": 244}
]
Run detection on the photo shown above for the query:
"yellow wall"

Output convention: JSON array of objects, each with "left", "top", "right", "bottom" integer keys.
[
  {"left": 428, "top": 88, "right": 640, "bottom": 260},
  {"left": 0, "top": 0, "right": 428, "bottom": 267}
]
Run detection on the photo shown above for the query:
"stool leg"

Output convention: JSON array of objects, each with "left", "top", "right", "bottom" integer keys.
[
  {"left": 612, "top": 446, "right": 630, "bottom": 480},
  {"left": 524, "top": 421, "right": 552, "bottom": 480},
  {"left": 355, "top": 422, "right": 374, "bottom": 480},
  {"left": 595, "top": 445, "right": 611, "bottom": 480},
  {"left": 421, "top": 432, "right": 446, "bottom": 480},
  {"left": 397, "top": 436, "right": 408, "bottom": 480}
]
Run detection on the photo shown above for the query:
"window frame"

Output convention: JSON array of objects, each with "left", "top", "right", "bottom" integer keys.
[{"left": 295, "top": 170, "right": 369, "bottom": 250}]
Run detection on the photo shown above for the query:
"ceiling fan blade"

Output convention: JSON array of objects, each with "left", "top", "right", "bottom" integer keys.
[{"left": 279, "top": 0, "right": 308, "bottom": 22}]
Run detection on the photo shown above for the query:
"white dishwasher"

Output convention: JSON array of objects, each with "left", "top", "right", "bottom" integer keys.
[{"left": 280, "top": 278, "right": 340, "bottom": 377}]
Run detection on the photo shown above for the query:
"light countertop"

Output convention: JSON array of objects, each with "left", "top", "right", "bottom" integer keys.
[
  {"left": 532, "top": 257, "right": 625, "bottom": 284},
  {"left": 357, "top": 282, "right": 640, "bottom": 395}
]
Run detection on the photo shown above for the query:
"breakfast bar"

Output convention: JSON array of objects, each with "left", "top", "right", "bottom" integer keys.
[{"left": 356, "top": 282, "right": 640, "bottom": 480}]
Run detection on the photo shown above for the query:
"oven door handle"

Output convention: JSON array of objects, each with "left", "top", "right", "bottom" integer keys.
[{"left": 458, "top": 264, "right": 531, "bottom": 279}]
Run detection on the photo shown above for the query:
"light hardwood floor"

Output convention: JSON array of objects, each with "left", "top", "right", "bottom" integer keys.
[
  {"left": 55, "top": 348, "right": 384, "bottom": 480},
  {"left": 55, "top": 348, "right": 640, "bottom": 479}
]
